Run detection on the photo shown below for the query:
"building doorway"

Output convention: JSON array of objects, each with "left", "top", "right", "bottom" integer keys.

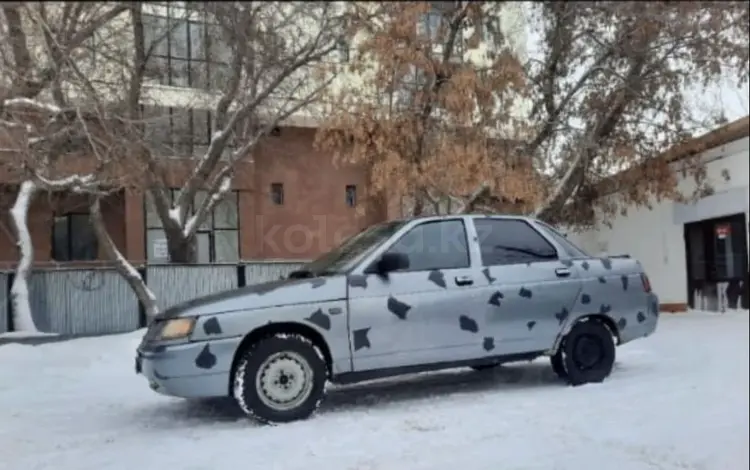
[{"left": 684, "top": 213, "right": 748, "bottom": 311}]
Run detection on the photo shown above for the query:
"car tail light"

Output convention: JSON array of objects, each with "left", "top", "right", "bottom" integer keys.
[{"left": 640, "top": 273, "right": 652, "bottom": 293}]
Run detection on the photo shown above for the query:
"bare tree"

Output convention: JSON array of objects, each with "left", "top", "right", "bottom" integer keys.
[
  {"left": 1, "top": 3, "right": 132, "bottom": 331},
  {"left": 4, "top": 2, "right": 360, "bottom": 325},
  {"left": 127, "top": 2, "right": 355, "bottom": 265},
  {"left": 522, "top": 1, "right": 749, "bottom": 228},
  {"left": 317, "top": 1, "right": 749, "bottom": 227}
]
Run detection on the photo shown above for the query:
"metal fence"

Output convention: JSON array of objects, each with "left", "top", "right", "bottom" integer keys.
[
  {"left": 148, "top": 265, "right": 239, "bottom": 313},
  {"left": 1, "top": 261, "right": 306, "bottom": 336},
  {"left": 245, "top": 261, "right": 305, "bottom": 285},
  {"left": 28, "top": 269, "right": 140, "bottom": 335}
]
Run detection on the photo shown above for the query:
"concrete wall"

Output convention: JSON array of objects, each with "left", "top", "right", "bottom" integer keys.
[{"left": 567, "top": 136, "right": 750, "bottom": 308}]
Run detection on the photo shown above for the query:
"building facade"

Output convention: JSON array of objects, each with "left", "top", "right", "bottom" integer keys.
[
  {"left": 0, "top": 126, "right": 383, "bottom": 268},
  {"left": 568, "top": 117, "right": 750, "bottom": 313},
  {"left": 2, "top": 2, "right": 524, "bottom": 268}
]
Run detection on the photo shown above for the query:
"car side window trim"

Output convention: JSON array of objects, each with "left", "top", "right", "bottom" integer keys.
[
  {"left": 534, "top": 220, "right": 591, "bottom": 258},
  {"left": 385, "top": 219, "right": 471, "bottom": 273},
  {"left": 475, "top": 218, "right": 559, "bottom": 267}
]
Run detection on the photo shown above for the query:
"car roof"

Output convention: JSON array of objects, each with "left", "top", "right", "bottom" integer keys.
[{"left": 392, "top": 213, "right": 538, "bottom": 224}]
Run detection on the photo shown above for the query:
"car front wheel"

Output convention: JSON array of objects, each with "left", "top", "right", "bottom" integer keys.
[
  {"left": 232, "top": 335, "right": 327, "bottom": 424},
  {"left": 554, "top": 320, "right": 615, "bottom": 386},
  {"left": 550, "top": 352, "right": 567, "bottom": 380}
]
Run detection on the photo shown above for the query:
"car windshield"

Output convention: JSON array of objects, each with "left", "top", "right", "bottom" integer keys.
[{"left": 293, "top": 220, "right": 407, "bottom": 276}]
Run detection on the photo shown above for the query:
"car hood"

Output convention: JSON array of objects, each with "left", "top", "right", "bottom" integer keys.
[{"left": 155, "top": 274, "right": 348, "bottom": 319}]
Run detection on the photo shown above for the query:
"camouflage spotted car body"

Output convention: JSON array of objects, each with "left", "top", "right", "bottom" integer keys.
[{"left": 136, "top": 215, "right": 659, "bottom": 424}]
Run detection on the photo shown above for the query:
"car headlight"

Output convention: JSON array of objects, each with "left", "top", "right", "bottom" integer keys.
[{"left": 158, "top": 318, "right": 196, "bottom": 341}]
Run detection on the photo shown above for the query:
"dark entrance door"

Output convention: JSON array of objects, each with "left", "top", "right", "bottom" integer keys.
[{"left": 684, "top": 213, "right": 748, "bottom": 310}]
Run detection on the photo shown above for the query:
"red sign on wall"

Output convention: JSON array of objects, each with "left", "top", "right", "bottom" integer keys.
[{"left": 715, "top": 224, "right": 731, "bottom": 239}]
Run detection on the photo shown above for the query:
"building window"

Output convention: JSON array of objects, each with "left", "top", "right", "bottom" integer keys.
[
  {"left": 416, "top": 3, "right": 465, "bottom": 61},
  {"left": 483, "top": 17, "right": 501, "bottom": 45},
  {"left": 271, "top": 183, "right": 284, "bottom": 205},
  {"left": 142, "top": 5, "right": 231, "bottom": 90},
  {"left": 345, "top": 185, "right": 357, "bottom": 207},
  {"left": 418, "top": 10, "right": 443, "bottom": 42},
  {"left": 83, "top": 30, "right": 104, "bottom": 70},
  {"left": 144, "top": 189, "right": 239, "bottom": 263},
  {"left": 337, "top": 37, "right": 350, "bottom": 62},
  {"left": 396, "top": 65, "right": 429, "bottom": 109},
  {"left": 52, "top": 214, "right": 98, "bottom": 261},
  {"left": 142, "top": 105, "right": 226, "bottom": 159}
]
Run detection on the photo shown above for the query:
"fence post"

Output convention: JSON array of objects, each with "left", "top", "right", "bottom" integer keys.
[
  {"left": 5, "top": 272, "right": 14, "bottom": 332},
  {"left": 237, "top": 263, "right": 246, "bottom": 288},
  {"left": 137, "top": 266, "right": 148, "bottom": 328}
]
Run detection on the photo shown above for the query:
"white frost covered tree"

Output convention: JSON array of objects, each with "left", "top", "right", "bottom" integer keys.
[
  {"left": 1, "top": 3, "right": 133, "bottom": 331},
  {"left": 2, "top": 2, "right": 359, "bottom": 325},
  {"left": 132, "top": 2, "right": 354, "bottom": 265}
]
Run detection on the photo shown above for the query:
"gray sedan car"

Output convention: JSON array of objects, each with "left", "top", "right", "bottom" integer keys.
[{"left": 135, "top": 215, "right": 659, "bottom": 424}]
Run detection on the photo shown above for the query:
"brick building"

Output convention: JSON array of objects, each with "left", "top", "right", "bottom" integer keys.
[
  {"left": 0, "top": 126, "right": 387, "bottom": 269},
  {"left": 0, "top": 1, "right": 526, "bottom": 269}
]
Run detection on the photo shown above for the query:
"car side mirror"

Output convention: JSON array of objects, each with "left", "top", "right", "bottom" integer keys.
[{"left": 372, "top": 252, "right": 409, "bottom": 276}]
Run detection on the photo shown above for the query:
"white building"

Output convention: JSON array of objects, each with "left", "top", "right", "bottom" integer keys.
[{"left": 568, "top": 117, "right": 749, "bottom": 313}]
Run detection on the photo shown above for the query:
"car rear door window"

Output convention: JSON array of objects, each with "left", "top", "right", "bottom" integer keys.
[{"left": 474, "top": 219, "right": 558, "bottom": 266}]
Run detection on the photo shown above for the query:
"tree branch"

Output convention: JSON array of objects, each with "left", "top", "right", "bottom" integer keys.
[
  {"left": 175, "top": 27, "right": 339, "bottom": 220},
  {"left": 183, "top": 166, "right": 233, "bottom": 239},
  {"left": 534, "top": 52, "right": 651, "bottom": 222},
  {"left": 1, "top": 3, "right": 127, "bottom": 102},
  {"left": 90, "top": 196, "right": 159, "bottom": 318},
  {"left": 457, "top": 181, "right": 491, "bottom": 213},
  {"left": 1, "top": 5, "right": 36, "bottom": 99}
]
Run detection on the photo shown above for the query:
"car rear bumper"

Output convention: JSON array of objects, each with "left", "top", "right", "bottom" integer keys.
[
  {"left": 135, "top": 337, "right": 241, "bottom": 399},
  {"left": 617, "top": 292, "right": 660, "bottom": 345},
  {"left": 645, "top": 292, "right": 660, "bottom": 332}
]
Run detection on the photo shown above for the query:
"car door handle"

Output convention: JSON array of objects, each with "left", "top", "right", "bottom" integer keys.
[
  {"left": 555, "top": 268, "right": 571, "bottom": 278},
  {"left": 454, "top": 276, "right": 474, "bottom": 286}
]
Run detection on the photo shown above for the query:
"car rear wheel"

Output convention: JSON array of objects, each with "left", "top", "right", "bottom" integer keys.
[
  {"left": 232, "top": 335, "right": 327, "bottom": 424},
  {"left": 554, "top": 320, "right": 615, "bottom": 386}
]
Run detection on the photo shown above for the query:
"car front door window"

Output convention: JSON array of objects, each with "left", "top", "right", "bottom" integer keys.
[{"left": 387, "top": 219, "right": 470, "bottom": 271}]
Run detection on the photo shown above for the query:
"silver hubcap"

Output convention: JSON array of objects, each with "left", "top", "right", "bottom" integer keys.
[{"left": 255, "top": 351, "right": 314, "bottom": 411}]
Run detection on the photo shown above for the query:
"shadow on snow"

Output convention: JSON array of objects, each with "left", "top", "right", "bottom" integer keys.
[{"left": 130, "top": 361, "right": 581, "bottom": 429}]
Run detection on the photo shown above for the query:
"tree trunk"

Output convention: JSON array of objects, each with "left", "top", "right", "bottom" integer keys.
[
  {"left": 9, "top": 180, "right": 39, "bottom": 332},
  {"left": 411, "top": 189, "right": 426, "bottom": 216},
  {"left": 89, "top": 197, "right": 160, "bottom": 319},
  {"left": 164, "top": 225, "right": 197, "bottom": 264}
]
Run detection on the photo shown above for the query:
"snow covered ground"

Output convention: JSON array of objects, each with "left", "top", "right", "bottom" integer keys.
[
  {"left": 0, "top": 331, "right": 59, "bottom": 339},
  {"left": 0, "top": 311, "right": 747, "bottom": 470}
]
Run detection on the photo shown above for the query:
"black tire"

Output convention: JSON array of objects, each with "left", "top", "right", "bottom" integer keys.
[
  {"left": 556, "top": 320, "right": 615, "bottom": 386},
  {"left": 232, "top": 334, "right": 327, "bottom": 424},
  {"left": 550, "top": 351, "right": 567, "bottom": 380}
]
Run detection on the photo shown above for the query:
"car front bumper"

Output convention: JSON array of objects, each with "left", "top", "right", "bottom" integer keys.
[{"left": 135, "top": 336, "right": 242, "bottom": 399}]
